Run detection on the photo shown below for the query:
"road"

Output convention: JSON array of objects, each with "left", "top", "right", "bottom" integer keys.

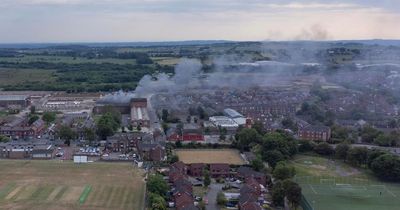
[{"left": 205, "top": 183, "right": 223, "bottom": 210}]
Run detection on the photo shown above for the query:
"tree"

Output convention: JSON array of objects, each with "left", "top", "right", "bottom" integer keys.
[
  {"left": 175, "top": 140, "right": 182, "bottom": 148},
  {"left": 335, "top": 143, "right": 350, "bottom": 161},
  {"left": 216, "top": 192, "right": 227, "bottom": 206},
  {"left": 282, "top": 180, "right": 302, "bottom": 209},
  {"left": 148, "top": 192, "right": 167, "bottom": 210},
  {"left": 282, "top": 118, "right": 297, "bottom": 131},
  {"left": 374, "top": 132, "right": 399, "bottom": 147},
  {"left": 58, "top": 125, "right": 76, "bottom": 146},
  {"left": 262, "top": 132, "right": 298, "bottom": 158},
  {"left": 298, "top": 140, "right": 315, "bottom": 152},
  {"left": 273, "top": 162, "right": 296, "bottom": 180},
  {"left": 136, "top": 124, "right": 142, "bottom": 131},
  {"left": 30, "top": 106, "right": 36, "bottom": 114},
  {"left": 161, "top": 109, "right": 169, "bottom": 122},
  {"left": 147, "top": 174, "right": 169, "bottom": 198},
  {"left": 263, "top": 150, "right": 285, "bottom": 168},
  {"left": 204, "top": 169, "right": 211, "bottom": 187},
  {"left": 271, "top": 181, "right": 285, "bottom": 206},
  {"left": 314, "top": 142, "right": 334, "bottom": 156},
  {"left": 198, "top": 201, "right": 206, "bottom": 210},
  {"left": 96, "top": 112, "right": 120, "bottom": 140},
  {"left": 161, "top": 122, "right": 169, "bottom": 135},
  {"left": 197, "top": 106, "right": 206, "bottom": 120},
  {"left": 252, "top": 121, "right": 264, "bottom": 134},
  {"left": 235, "top": 128, "right": 261, "bottom": 151},
  {"left": 170, "top": 155, "right": 179, "bottom": 164},
  {"left": 128, "top": 124, "right": 133, "bottom": 131},
  {"left": 251, "top": 157, "right": 264, "bottom": 172},
  {"left": 360, "top": 126, "right": 382, "bottom": 143},
  {"left": 186, "top": 115, "right": 191, "bottom": 123},
  {"left": 42, "top": 112, "right": 56, "bottom": 124},
  {"left": 0, "top": 135, "right": 10, "bottom": 143},
  {"left": 371, "top": 154, "right": 400, "bottom": 181},
  {"left": 84, "top": 128, "right": 96, "bottom": 142},
  {"left": 367, "top": 149, "right": 387, "bottom": 168},
  {"left": 347, "top": 147, "right": 368, "bottom": 166},
  {"left": 28, "top": 115, "right": 39, "bottom": 125}
]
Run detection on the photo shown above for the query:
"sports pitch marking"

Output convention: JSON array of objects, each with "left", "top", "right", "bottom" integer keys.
[
  {"left": 386, "top": 188, "right": 397, "bottom": 197},
  {"left": 309, "top": 184, "right": 318, "bottom": 194}
]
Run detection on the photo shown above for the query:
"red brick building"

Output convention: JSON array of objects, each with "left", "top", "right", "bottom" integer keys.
[
  {"left": 188, "top": 163, "right": 206, "bottom": 177},
  {"left": 0, "top": 118, "right": 45, "bottom": 139},
  {"left": 237, "top": 166, "right": 267, "bottom": 186},
  {"left": 298, "top": 125, "right": 331, "bottom": 141},
  {"left": 209, "top": 163, "right": 230, "bottom": 178}
]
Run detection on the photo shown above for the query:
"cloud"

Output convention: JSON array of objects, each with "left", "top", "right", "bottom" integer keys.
[{"left": 0, "top": 0, "right": 399, "bottom": 42}]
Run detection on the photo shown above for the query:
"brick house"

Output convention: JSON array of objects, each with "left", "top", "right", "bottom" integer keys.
[
  {"left": 0, "top": 118, "right": 45, "bottom": 139},
  {"left": 174, "top": 191, "right": 194, "bottom": 210},
  {"left": 137, "top": 142, "right": 166, "bottom": 162},
  {"left": 298, "top": 125, "right": 331, "bottom": 141},
  {"left": 167, "top": 124, "right": 204, "bottom": 143},
  {"left": 237, "top": 166, "right": 267, "bottom": 186},
  {"left": 171, "top": 161, "right": 188, "bottom": 174},
  {"left": 188, "top": 163, "right": 206, "bottom": 177},
  {"left": 209, "top": 163, "right": 230, "bottom": 178}
]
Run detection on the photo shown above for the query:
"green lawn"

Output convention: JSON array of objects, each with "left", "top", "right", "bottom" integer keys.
[{"left": 291, "top": 154, "right": 400, "bottom": 210}]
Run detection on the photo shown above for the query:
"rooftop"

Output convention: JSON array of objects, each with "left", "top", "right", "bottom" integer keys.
[{"left": 0, "top": 95, "right": 28, "bottom": 101}]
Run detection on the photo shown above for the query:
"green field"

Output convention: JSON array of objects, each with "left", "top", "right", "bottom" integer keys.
[
  {"left": 0, "top": 68, "right": 55, "bottom": 86},
  {"left": 291, "top": 155, "right": 400, "bottom": 210},
  {"left": 0, "top": 160, "right": 145, "bottom": 210}
]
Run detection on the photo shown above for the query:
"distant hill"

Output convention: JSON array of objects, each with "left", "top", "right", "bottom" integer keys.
[{"left": 0, "top": 40, "right": 234, "bottom": 49}]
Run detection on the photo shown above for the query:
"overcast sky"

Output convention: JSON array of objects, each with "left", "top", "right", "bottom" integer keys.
[{"left": 0, "top": 0, "right": 399, "bottom": 43}]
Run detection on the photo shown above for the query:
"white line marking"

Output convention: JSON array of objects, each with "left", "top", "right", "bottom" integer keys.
[
  {"left": 309, "top": 184, "right": 318, "bottom": 194},
  {"left": 386, "top": 188, "right": 397, "bottom": 197}
]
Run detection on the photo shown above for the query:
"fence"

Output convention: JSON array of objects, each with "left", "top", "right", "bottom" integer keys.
[{"left": 300, "top": 194, "right": 314, "bottom": 210}]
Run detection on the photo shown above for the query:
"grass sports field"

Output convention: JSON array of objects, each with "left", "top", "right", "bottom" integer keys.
[
  {"left": 0, "top": 160, "right": 145, "bottom": 210},
  {"left": 175, "top": 149, "right": 245, "bottom": 165},
  {"left": 291, "top": 155, "right": 400, "bottom": 210}
]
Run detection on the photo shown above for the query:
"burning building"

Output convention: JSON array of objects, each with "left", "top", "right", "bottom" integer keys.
[{"left": 131, "top": 98, "right": 150, "bottom": 128}]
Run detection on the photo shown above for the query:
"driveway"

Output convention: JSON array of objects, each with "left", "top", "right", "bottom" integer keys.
[{"left": 205, "top": 183, "right": 223, "bottom": 210}]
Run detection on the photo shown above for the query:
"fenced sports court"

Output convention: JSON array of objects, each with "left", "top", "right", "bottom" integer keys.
[{"left": 294, "top": 176, "right": 400, "bottom": 210}]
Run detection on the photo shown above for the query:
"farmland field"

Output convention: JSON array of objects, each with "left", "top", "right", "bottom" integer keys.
[
  {"left": 0, "top": 68, "right": 55, "bottom": 86},
  {"left": 0, "top": 160, "right": 145, "bottom": 210},
  {"left": 176, "top": 149, "right": 245, "bottom": 165},
  {"left": 0, "top": 55, "right": 136, "bottom": 65}
]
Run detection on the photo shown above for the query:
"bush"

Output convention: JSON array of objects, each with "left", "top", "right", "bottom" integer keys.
[
  {"left": 314, "top": 142, "right": 334, "bottom": 156},
  {"left": 273, "top": 162, "right": 296, "bottom": 180},
  {"left": 217, "top": 192, "right": 227, "bottom": 206}
]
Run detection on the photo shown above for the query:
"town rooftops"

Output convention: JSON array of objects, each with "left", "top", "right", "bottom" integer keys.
[
  {"left": 224, "top": 108, "right": 244, "bottom": 118},
  {"left": 209, "top": 116, "right": 238, "bottom": 128},
  {"left": 300, "top": 125, "right": 331, "bottom": 132}
]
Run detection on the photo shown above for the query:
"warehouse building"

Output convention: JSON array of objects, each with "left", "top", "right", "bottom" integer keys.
[
  {"left": 224, "top": 108, "right": 247, "bottom": 125},
  {"left": 209, "top": 116, "right": 239, "bottom": 130},
  {"left": 0, "top": 95, "right": 30, "bottom": 108},
  {"left": 131, "top": 98, "right": 150, "bottom": 128}
]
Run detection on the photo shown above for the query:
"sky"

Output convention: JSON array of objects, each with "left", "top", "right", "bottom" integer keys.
[{"left": 0, "top": 0, "right": 399, "bottom": 43}]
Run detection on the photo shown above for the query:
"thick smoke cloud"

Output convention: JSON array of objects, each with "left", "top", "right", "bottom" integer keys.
[
  {"left": 97, "top": 90, "right": 136, "bottom": 104},
  {"left": 134, "top": 56, "right": 323, "bottom": 97},
  {"left": 295, "top": 24, "right": 331, "bottom": 41}
]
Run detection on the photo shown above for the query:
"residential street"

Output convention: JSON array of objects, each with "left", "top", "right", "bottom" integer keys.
[{"left": 205, "top": 183, "right": 223, "bottom": 210}]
